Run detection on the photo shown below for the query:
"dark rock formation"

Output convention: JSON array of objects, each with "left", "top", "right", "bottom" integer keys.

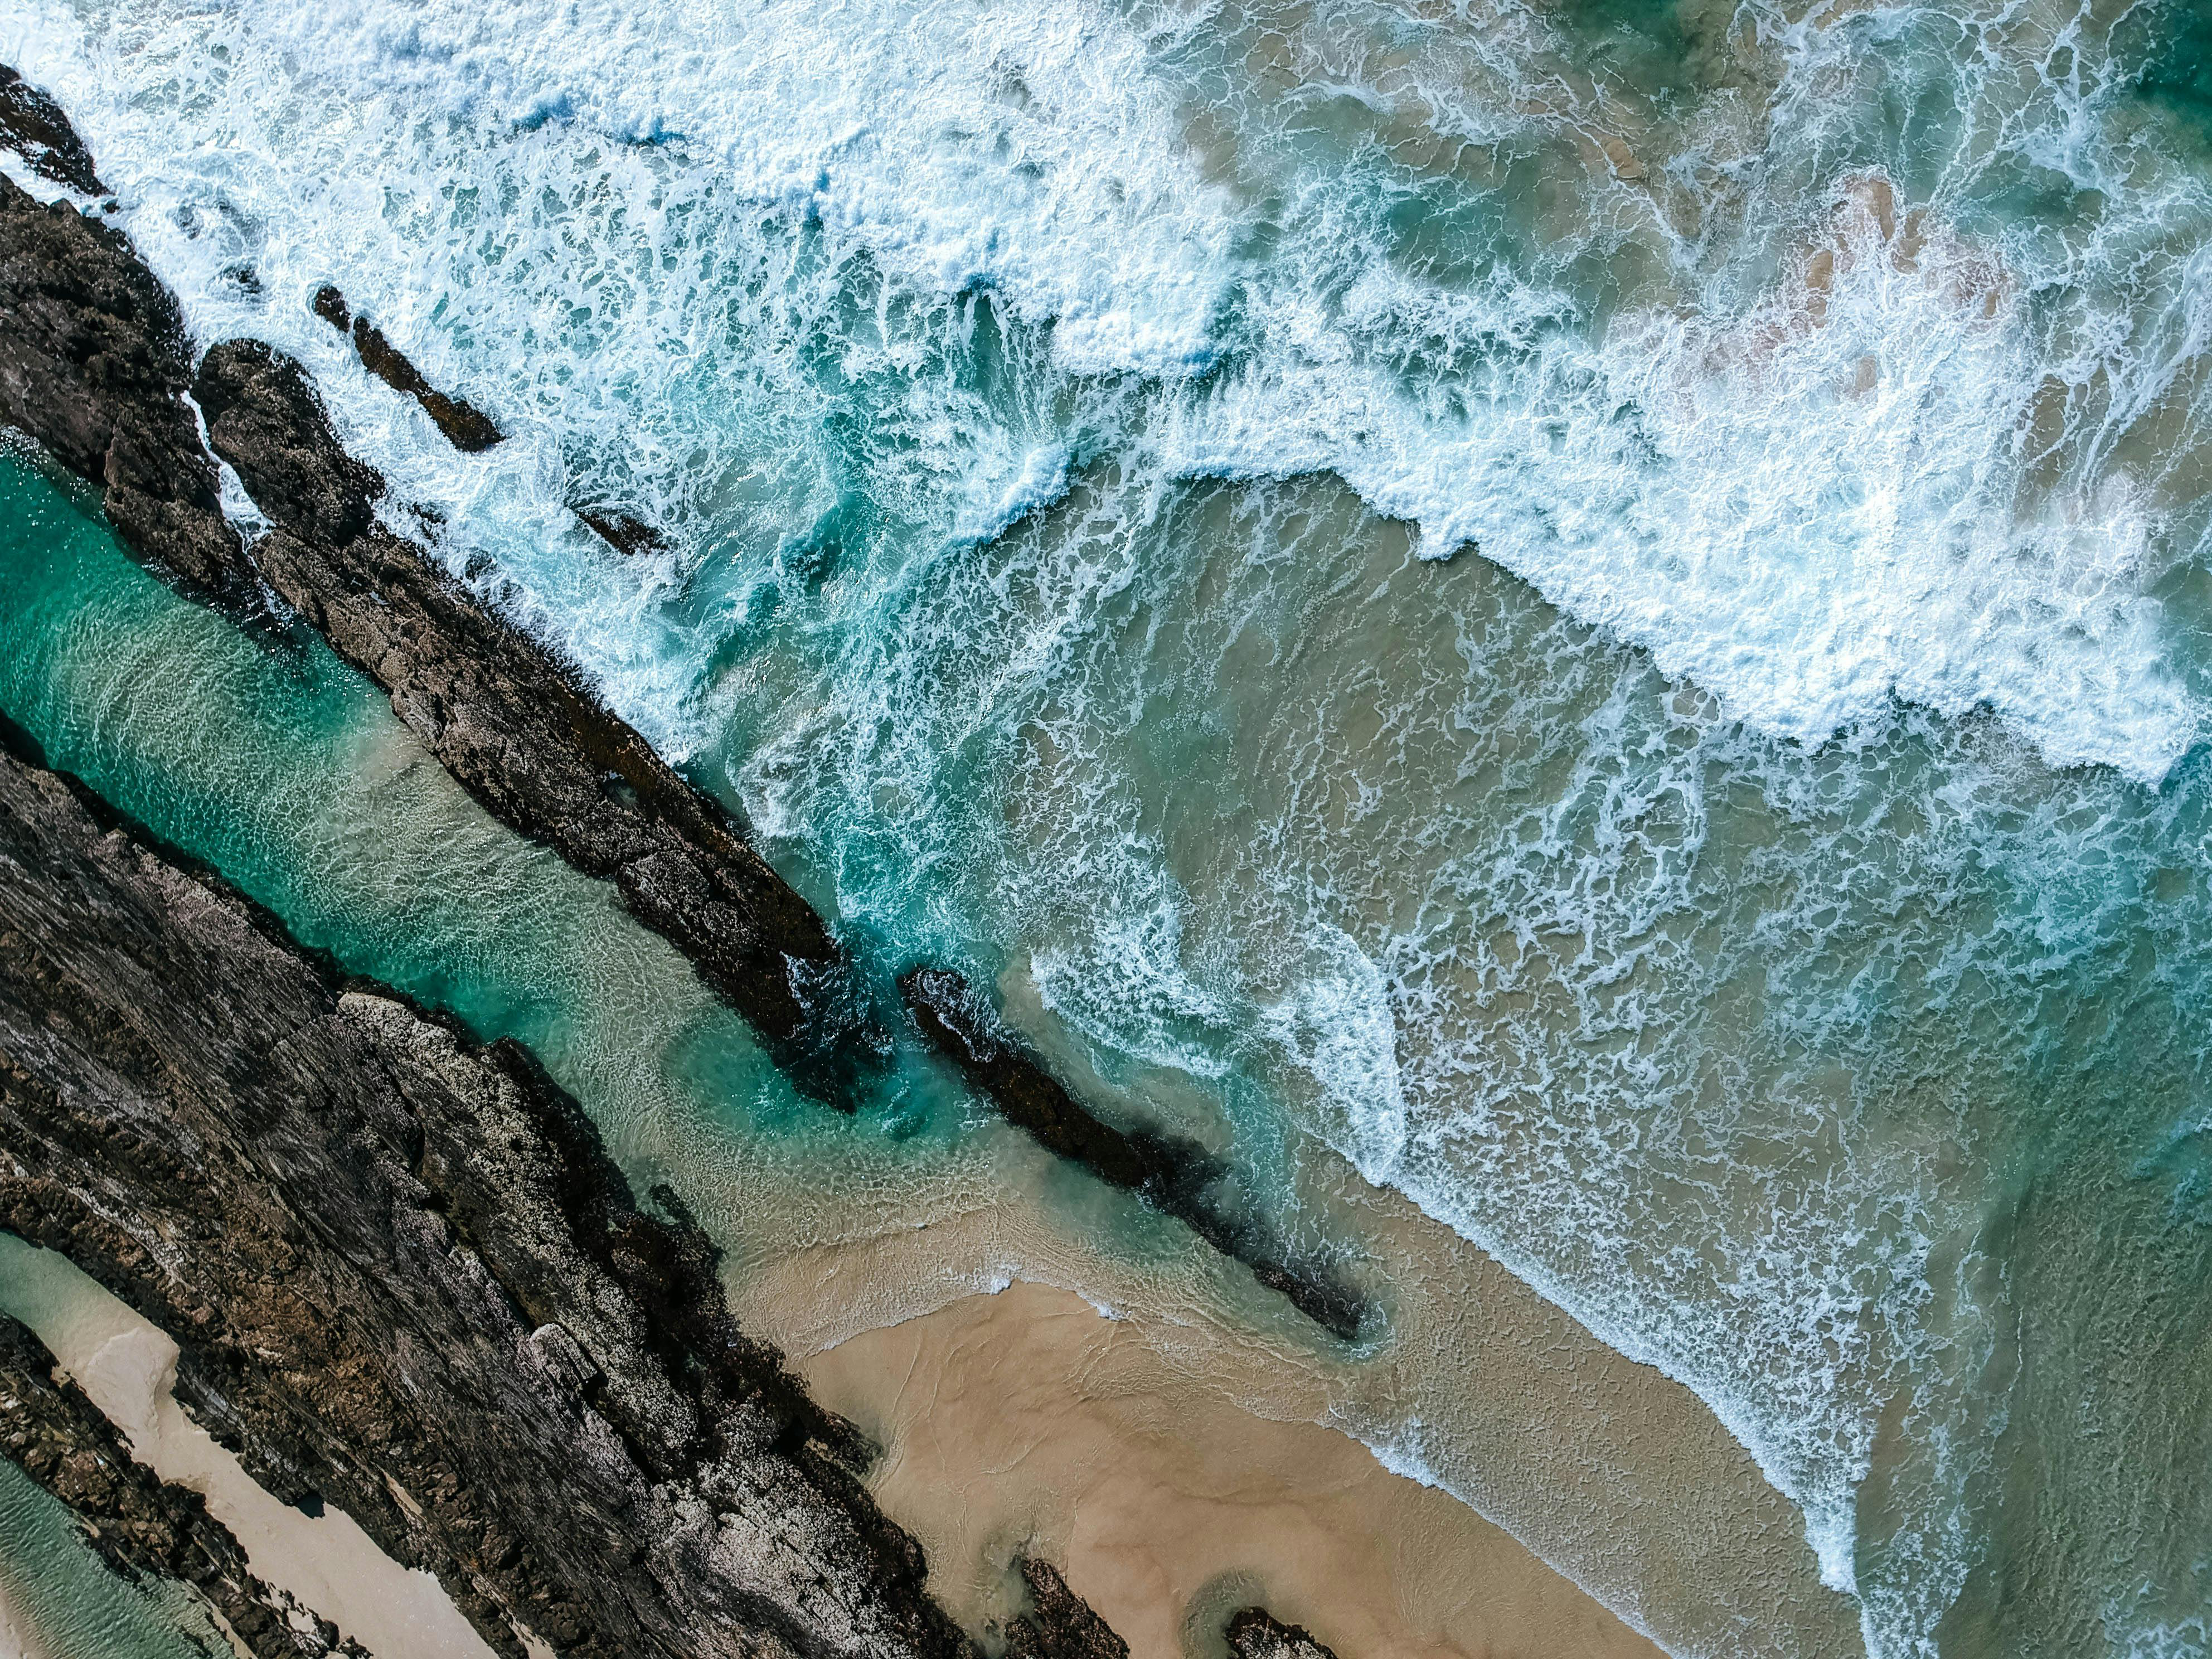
[
  {"left": 900, "top": 971, "right": 1367, "bottom": 1341},
  {"left": 0, "top": 67, "right": 104, "bottom": 195},
  {"left": 1, "top": 169, "right": 869, "bottom": 1101},
  {"left": 1224, "top": 1609, "right": 1340, "bottom": 1659},
  {"left": 310, "top": 282, "right": 505, "bottom": 452},
  {"left": 1003, "top": 1560, "right": 1128, "bottom": 1659},
  {"left": 0, "top": 1315, "right": 366, "bottom": 1659},
  {"left": 0, "top": 120, "right": 1361, "bottom": 1336},
  {"left": 0, "top": 728, "right": 974, "bottom": 1659},
  {"left": 189, "top": 337, "right": 873, "bottom": 1096},
  {"left": 575, "top": 502, "right": 670, "bottom": 557},
  {"left": 0, "top": 174, "right": 241, "bottom": 593}
]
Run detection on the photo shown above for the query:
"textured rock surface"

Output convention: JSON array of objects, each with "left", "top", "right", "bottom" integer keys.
[
  {"left": 0, "top": 730, "right": 974, "bottom": 1659},
  {"left": 0, "top": 1314, "right": 364, "bottom": 1659},
  {"left": 1002, "top": 1561, "right": 1128, "bottom": 1659},
  {"left": 0, "top": 66, "right": 104, "bottom": 195},
  {"left": 0, "top": 105, "right": 1354, "bottom": 1335},
  {"left": 573, "top": 502, "right": 670, "bottom": 557},
  {"left": 0, "top": 175, "right": 241, "bottom": 595},
  {"left": 1223, "top": 1609, "right": 1340, "bottom": 1659}
]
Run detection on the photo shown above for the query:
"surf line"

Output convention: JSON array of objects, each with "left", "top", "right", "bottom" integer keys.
[{"left": 0, "top": 73, "right": 1368, "bottom": 1343}]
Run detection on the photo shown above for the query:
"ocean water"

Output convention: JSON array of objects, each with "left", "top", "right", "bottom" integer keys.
[
  {"left": 0, "top": 450, "right": 1851, "bottom": 1659},
  {"left": 0, "top": 1458, "right": 230, "bottom": 1659},
  {"left": 3, "top": 0, "right": 2211, "bottom": 1653}
]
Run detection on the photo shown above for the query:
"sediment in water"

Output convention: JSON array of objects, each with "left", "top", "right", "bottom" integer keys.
[{"left": 900, "top": 969, "right": 1364, "bottom": 1340}]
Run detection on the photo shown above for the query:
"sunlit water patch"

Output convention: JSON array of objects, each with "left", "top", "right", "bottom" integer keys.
[{"left": 7, "top": 0, "right": 2212, "bottom": 1651}]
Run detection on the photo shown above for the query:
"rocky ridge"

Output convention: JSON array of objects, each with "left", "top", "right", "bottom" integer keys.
[
  {"left": 0, "top": 1313, "right": 365, "bottom": 1659},
  {"left": 0, "top": 723, "right": 969, "bottom": 1659},
  {"left": 0, "top": 76, "right": 1362, "bottom": 1333}
]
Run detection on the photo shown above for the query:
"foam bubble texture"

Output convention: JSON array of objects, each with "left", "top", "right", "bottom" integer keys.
[{"left": 9, "top": 2, "right": 2212, "bottom": 1655}]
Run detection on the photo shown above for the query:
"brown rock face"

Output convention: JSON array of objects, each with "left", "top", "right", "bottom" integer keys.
[
  {"left": 0, "top": 1315, "right": 365, "bottom": 1659},
  {"left": 0, "top": 727, "right": 976, "bottom": 1659},
  {"left": 1003, "top": 1560, "right": 1129, "bottom": 1659},
  {"left": 0, "top": 174, "right": 241, "bottom": 593},
  {"left": 187, "top": 336, "right": 872, "bottom": 1097}
]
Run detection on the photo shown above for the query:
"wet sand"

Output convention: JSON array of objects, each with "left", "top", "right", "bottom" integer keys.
[
  {"left": 721, "top": 1113, "right": 1866, "bottom": 1659},
  {"left": 802, "top": 1276, "right": 1661, "bottom": 1659},
  {"left": 0, "top": 1234, "right": 498, "bottom": 1659}
]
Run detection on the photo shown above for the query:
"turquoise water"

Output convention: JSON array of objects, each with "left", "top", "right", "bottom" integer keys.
[
  {"left": 0, "top": 1459, "right": 228, "bottom": 1659},
  {"left": 6, "top": 0, "right": 2212, "bottom": 1651}
]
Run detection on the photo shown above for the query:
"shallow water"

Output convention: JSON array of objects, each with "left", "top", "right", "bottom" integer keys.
[
  {"left": 4, "top": 0, "right": 2212, "bottom": 1651},
  {"left": 0, "top": 1459, "right": 228, "bottom": 1659},
  {"left": 0, "top": 440, "right": 1843, "bottom": 1659}
]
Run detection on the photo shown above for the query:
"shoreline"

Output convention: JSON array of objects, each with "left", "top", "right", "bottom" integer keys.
[
  {"left": 797, "top": 1278, "right": 1662, "bottom": 1659},
  {"left": 0, "top": 1234, "right": 500, "bottom": 1659},
  {"left": 711, "top": 1110, "right": 1864, "bottom": 1659},
  {"left": 0, "top": 61, "right": 1857, "bottom": 1659}
]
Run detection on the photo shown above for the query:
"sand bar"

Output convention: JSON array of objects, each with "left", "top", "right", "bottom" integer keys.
[{"left": 0, "top": 1233, "right": 496, "bottom": 1659}]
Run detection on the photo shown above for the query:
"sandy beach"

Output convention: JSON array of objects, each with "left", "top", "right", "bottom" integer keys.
[
  {"left": 715, "top": 1115, "right": 1865, "bottom": 1659},
  {"left": 0, "top": 1234, "right": 499, "bottom": 1659}
]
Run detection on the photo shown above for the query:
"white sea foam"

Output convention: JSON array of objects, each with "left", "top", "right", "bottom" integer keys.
[
  {"left": 8, "top": 2, "right": 2210, "bottom": 1654},
  {"left": 9, "top": 0, "right": 2203, "bottom": 778}
]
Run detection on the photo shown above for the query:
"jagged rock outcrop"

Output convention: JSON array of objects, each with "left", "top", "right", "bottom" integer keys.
[
  {"left": 0, "top": 162, "right": 866, "bottom": 1100},
  {"left": 0, "top": 176, "right": 241, "bottom": 593},
  {"left": 901, "top": 971, "right": 1365, "bottom": 1340},
  {"left": 0, "top": 728, "right": 973, "bottom": 1659},
  {"left": 0, "top": 1316, "right": 366, "bottom": 1659},
  {"left": 1223, "top": 1609, "right": 1340, "bottom": 1659},
  {"left": 0, "top": 66, "right": 104, "bottom": 195},
  {"left": 186, "top": 336, "right": 872, "bottom": 1095},
  {"left": 0, "top": 89, "right": 1364, "bottom": 1337},
  {"left": 1002, "top": 1561, "right": 1128, "bottom": 1659},
  {"left": 308, "top": 284, "right": 505, "bottom": 452}
]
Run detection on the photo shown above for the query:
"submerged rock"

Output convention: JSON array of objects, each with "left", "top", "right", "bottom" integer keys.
[
  {"left": 0, "top": 67, "right": 104, "bottom": 196},
  {"left": 0, "top": 1316, "right": 365, "bottom": 1659},
  {"left": 575, "top": 501, "right": 671, "bottom": 557},
  {"left": 0, "top": 727, "right": 976, "bottom": 1659},
  {"left": 900, "top": 968, "right": 1369, "bottom": 1341}
]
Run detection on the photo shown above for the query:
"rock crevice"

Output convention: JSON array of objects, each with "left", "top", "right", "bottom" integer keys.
[
  {"left": 0, "top": 91, "right": 1365, "bottom": 1337},
  {"left": 0, "top": 729, "right": 969, "bottom": 1659}
]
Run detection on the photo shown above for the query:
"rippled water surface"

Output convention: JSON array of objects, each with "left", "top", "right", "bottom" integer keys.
[{"left": 5, "top": 0, "right": 2212, "bottom": 1652}]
